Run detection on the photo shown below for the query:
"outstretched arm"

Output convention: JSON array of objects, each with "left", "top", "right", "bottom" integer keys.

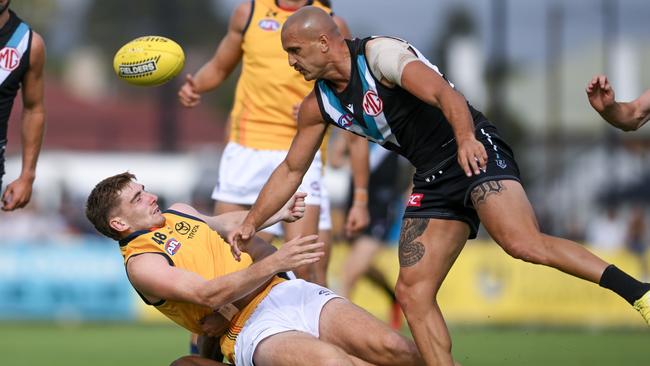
[
  {"left": 229, "top": 92, "right": 328, "bottom": 258},
  {"left": 126, "top": 234, "right": 323, "bottom": 309},
  {"left": 169, "top": 192, "right": 306, "bottom": 240},
  {"left": 586, "top": 74, "right": 650, "bottom": 131},
  {"left": 178, "top": 2, "right": 249, "bottom": 107},
  {"left": 2, "top": 32, "right": 46, "bottom": 211}
]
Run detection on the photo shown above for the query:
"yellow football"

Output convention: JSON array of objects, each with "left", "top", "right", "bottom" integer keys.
[{"left": 113, "top": 36, "right": 185, "bottom": 86}]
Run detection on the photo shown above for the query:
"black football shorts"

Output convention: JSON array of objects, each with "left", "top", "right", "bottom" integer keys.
[{"left": 403, "top": 122, "right": 521, "bottom": 239}]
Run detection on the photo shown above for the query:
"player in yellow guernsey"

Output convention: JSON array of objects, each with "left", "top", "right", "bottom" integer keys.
[
  {"left": 178, "top": 0, "right": 369, "bottom": 287},
  {"left": 85, "top": 172, "right": 424, "bottom": 366}
]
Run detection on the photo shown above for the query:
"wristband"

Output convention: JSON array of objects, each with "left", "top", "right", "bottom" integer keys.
[
  {"left": 216, "top": 303, "right": 239, "bottom": 321},
  {"left": 353, "top": 188, "right": 368, "bottom": 205}
]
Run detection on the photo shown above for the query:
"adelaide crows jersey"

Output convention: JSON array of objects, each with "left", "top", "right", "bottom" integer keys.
[
  {"left": 314, "top": 37, "right": 491, "bottom": 173},
  {"left": 230, "top": 0, "right": 331, "bottom": 150},
  {"left": 119, "top": 209, "right": 285, "bottom": 362}
]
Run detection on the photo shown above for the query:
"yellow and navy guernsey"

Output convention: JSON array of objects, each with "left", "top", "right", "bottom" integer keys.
[
  {"left": 119, "top": 209, "right": 286, "bottom": 362},
  {"left": 231, "top": 0, "right": 332, "bottom": 155}
]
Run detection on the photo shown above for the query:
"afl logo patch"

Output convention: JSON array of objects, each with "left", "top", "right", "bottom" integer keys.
[
  {"left": 165, "top": 238, "right": 182, "bottom": 256},
  {"left": 362, "top": 90, "right": 383, "bottom": 116},
  {"left": 337, "top": 113, "right": 354, "bottom": 128},
  {"left": 0, "top": 47, "right": 20, "bottom": 71},
  {"left": 258, "top": 19, "right": 280, "bottom": 31}
]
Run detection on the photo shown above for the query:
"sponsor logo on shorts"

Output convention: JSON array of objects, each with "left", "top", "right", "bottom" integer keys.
[
  {"left": 310, "top": 181, "right": 321, "bottom": 192},
  {"left": 318, "top": 289, "right": 333, "bottom": 296},
  {"left": 0, "top": 47, "right": 20, "bottom": 71},
  {"left": 337, "top": 113, "right": 354, "bottom": 128},
  {"left": 165, "top": 238, "right": 182, "bottom": 256},
  {"left": 362, "top": 90, "right": 383, "bottom": 116},
  {"left": 258, "top": 19, "right": 280, "bottom": 31},
  {"left": 407, "top": 193, "right": 424, "bottom": 207},
  {"left": 496, "top": 159, "right": 507, "bottom": 169}
]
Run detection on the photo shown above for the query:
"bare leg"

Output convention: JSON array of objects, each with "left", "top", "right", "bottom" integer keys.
[
  {"left": 317, "top": 228, "right": 333, "bottom": 286},
  {"left": 395, "top": 218, "right": 470, "bottom": 366},
  {"left": 339, "top": 236, "right": 382, "bottom": 298},
  {"left": 254, "top": 331, "right": 356, "bottom": 366},
  {"left": 170, "top": 355, "right": 227, "bottom": 366},
  {"left": 320, "top": 298, "right": 424, "bottom": 365},
  {"left": 473, "top": 180, "right": 608, "bottom": 282},
  {"left": 283, "top": 204, "right": 321, "bottom": 284}
]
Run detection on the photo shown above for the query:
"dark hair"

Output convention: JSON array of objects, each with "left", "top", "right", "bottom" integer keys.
[
  {"left": 85, "top": 172, "right": 135, "bottom": 240},
  {"left": 317, "top": 0, "right": 331, "bottom": 8}
]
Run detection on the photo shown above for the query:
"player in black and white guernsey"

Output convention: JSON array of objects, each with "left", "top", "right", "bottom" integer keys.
[
  {"left": 230, "top": 7, "right": 650, "bottom": 366},
  {"left": 0, "top": 1, "right": 46, "bottom": 212}
]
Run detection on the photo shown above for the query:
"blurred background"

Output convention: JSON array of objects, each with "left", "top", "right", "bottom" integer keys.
[{"left": 1, "top": 0, "right": 650, "bottom": 365}]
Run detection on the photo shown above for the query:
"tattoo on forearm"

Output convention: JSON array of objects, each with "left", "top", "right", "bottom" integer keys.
[
  {"left": 470, "top": 180, "right": 506, "bottom": 206},
  {"left": 399, "top": 218, "right": 427, "bottom": 267}
]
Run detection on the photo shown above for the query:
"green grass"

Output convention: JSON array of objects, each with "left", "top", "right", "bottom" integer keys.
[
  {"left": 0, "top": 323, "right": 188, "bottom": 366},
  {"left": 0, "top": 323, "right": 648, "bottom": 365},
  {"left": 451, "top": 327, "right": 650, "bottom": 366}
]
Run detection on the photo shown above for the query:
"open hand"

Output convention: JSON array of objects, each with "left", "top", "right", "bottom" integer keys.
[
  {"left": 272, "top": 234, "right": 324, "bottom": 273},
  {"left": 228, "top": 223, "right": 256, "bottom": 261},
  {"left": 586, "top": 74, "right": 615, "bottom": 114}
]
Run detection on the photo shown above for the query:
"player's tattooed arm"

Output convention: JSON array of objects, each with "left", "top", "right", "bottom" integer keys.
[
  {"left": 470, "top": 180, "right": 506, "bottom": 207},
  {"left": 399, "top": 218, "right": 427, "bottom": 267}
]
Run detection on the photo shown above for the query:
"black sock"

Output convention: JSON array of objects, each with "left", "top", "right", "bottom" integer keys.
[
  {"left": 365, "top": 266, "right": 397, "bottom": 302},
  {"left": 599, "top": 264, "right": 650, "bottom": 305}
]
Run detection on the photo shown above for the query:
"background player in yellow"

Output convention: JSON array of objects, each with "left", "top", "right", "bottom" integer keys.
[
  {"left": 178, "top": 0, "right": 369, "bottom": 286},
  {"left": 586, "top": 74, "right": 650, "bottom": 132},
  {"left": 85, "top": 172, "right": 424, "bottom": 366}
]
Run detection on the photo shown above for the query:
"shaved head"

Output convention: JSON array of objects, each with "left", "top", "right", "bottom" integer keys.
[
  {"left": 281, "top": 6, "right": 348, "bottom": 81},
  {"left": 282, "top": 6, "right": 341, "bottom": 42}
]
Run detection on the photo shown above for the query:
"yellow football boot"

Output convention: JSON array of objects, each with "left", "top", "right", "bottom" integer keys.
[{"left": 633, "top": 290, "right": 650, "bottom": 325}]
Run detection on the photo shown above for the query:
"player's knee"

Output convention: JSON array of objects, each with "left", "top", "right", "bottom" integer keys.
[
  {"left": 313, "top": 346, "right": 355, "bottom": 366},
  {"left": 499, "top": 235, "right": 548, "bottom": 265},
  {"left": 169, "top": 355, "right": 203, "bottom": 366},
  {"left": 377, "top": 331, "right": 415, "bottom": 359},
  {"left": 395, "top": 279, "right": 437, "bottom": 314}
]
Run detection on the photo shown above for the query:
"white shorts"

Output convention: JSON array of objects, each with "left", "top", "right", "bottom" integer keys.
[
  {"left": 213, "top": 142, "right": 331, "bottom": 235},
  {"left": 234, "top": 279, "right": 341, "bottom": 366}
]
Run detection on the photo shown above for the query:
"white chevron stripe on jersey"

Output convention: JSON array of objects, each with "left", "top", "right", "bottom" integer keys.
[{"left": 0, "top": 22, "right": 29, "bottom": 86}]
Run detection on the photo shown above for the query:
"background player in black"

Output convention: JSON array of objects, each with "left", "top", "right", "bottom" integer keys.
[
  {"left": 586, "top": 74, "right": 650, "bottom": 131},
  {"left": 229, "top": 7, "right": 650, "bottom": 366},
  {"left": 0, "top": 0, "right": 46, "bottom": 212}
]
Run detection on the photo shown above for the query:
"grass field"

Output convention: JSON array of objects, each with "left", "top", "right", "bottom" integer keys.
[{"left": 1, "top": 323, "right": 648, "bottom": 366}]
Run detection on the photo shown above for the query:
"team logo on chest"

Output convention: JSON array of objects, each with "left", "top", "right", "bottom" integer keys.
[
  {"left": 258, "top": 19, "right": 280, "bottom": 31},
  {"left": 337, "top": 113, "right": 354, "bottom": 128},
  {"left": 362, "top": 90, "right": 383, "bottom": 116},
  {"left": 0, "top": 47, "right": 20, "bottom": 71}
]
